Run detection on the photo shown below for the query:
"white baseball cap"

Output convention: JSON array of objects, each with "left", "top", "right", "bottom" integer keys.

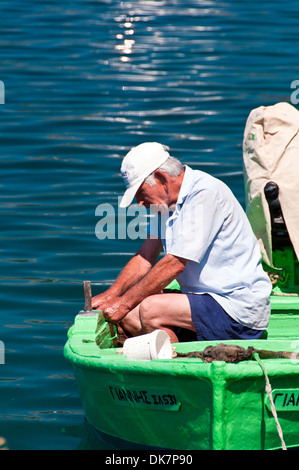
[{"left": 119, "top": 142, "right": 170, "bottom": 207}]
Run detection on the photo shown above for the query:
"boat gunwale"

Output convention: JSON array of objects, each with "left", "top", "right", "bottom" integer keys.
[{"left": 64, "top": 336, "right": 299, "bottom": 380}]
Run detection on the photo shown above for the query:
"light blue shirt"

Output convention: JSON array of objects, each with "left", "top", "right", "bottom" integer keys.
[{"left": 158, "top": 166, "right": 272, "bottom": 330}]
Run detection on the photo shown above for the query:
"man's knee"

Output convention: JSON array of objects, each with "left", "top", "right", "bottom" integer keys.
[{"left": 139, "top": 296, "right": 160, "bottom": 330}]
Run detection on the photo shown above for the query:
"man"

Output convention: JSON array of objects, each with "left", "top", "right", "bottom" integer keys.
[{"left": 92, "top": 142, "right": 272, "bottom": 343}]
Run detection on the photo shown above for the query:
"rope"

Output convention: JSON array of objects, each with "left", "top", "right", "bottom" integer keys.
[
  {"left": 271, "top": 291, "right": 299, "bottom": 297},
  {"left": 253, "top": 352, "right": 287, "bottom": 450}
]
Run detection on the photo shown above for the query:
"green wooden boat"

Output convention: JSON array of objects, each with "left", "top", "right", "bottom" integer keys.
[
  {"left": 64, "top": 256, "right": 299, "bottom": 450},
  {"left": 64, "top": 198, "right": 299, "bottom": 450},
  {"left": 64, "top": 104, "right": 299, "bottom": 450},
  {"left": 64, "top": 310, "right": 299, "bottom": 450}
]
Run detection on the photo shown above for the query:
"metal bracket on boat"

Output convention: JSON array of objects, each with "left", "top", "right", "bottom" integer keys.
[
  {"left": 262, "top": 260, "right": 285, "bottom": 277},
  {"left": 77, "top": 281, "right": 96, "bottom": 316},
  {"left": 262, "top": 260, "right": 287, "bottom": 285},
  {"left": 83, "top": 281, "right": 93, "bottom": 313}
]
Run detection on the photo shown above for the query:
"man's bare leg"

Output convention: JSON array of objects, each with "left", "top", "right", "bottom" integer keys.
[
  {"left": 120, "top": 293, "right": 196, "bottom": 343},
  {"left": 119, "top": 304, "right": 142, "bottom": 338}
]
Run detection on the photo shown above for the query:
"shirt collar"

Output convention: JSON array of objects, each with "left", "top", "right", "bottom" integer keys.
[{"left": 176, "top": 165, "right": 194, "bottom": 206}]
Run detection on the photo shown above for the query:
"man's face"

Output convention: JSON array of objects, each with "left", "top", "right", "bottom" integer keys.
[{"left": 136, "top": 178, "right": 169, "bottom": 212}]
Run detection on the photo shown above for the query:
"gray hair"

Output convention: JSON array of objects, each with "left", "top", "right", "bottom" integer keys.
[{"left": 144, "top": 150, "right": 184, "bottom": 186}]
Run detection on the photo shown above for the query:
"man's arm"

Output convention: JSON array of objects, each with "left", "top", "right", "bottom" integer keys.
[
  {"left": 91, "top": 237, "right": 163, "bottom": 309},
  {"left": 100, "top": 253, "right": 187, "bottom": 324}
]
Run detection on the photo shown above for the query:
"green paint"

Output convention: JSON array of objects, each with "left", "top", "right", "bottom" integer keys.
[
  {"left": 265, "top": 247, "right": 299, "bottom": 295},
  {"left": 64, "top": 311, "right": 299, "bottom": 450}
]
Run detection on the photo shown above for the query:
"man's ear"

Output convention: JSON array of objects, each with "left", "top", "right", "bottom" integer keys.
[{"left": 153, "top": 170, "right": 168, "bottom": 186}]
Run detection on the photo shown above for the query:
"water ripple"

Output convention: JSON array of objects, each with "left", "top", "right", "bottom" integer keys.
[{"left": 0, "top": 0, "right": 298, "bottom": 450}]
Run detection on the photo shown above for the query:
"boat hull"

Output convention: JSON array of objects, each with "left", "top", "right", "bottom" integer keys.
[{"left": 64, "top": 308, "right": 299, "bottom": 450}]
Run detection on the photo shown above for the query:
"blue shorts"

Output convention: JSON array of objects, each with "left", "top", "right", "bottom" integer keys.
[{"left": 186, "top": 293, "right": 265, "bottom": 341}]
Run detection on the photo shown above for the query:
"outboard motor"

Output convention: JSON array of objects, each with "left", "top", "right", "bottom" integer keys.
[
  {"left": 264, "top": 181, "right": 290, "bottom": 251},
  {"left": 243, "top": 102, "right": 299, "bottom": 294}
]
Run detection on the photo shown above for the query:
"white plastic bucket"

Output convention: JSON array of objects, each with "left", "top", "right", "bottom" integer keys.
[{"left": 123, "top": 330, "right": 173, "bottom": 360}]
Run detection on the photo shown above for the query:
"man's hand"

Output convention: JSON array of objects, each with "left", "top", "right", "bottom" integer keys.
[
  {"left": 100, "top": 297, "right": 130, "bottom": 324},
  {"left": 91, "top": 291, "right": 113, "bottom": 310}
]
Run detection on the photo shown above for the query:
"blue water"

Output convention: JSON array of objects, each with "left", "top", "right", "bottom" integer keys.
[{"left": 0, "top": 0, "right": 298, "bottom": 450}]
